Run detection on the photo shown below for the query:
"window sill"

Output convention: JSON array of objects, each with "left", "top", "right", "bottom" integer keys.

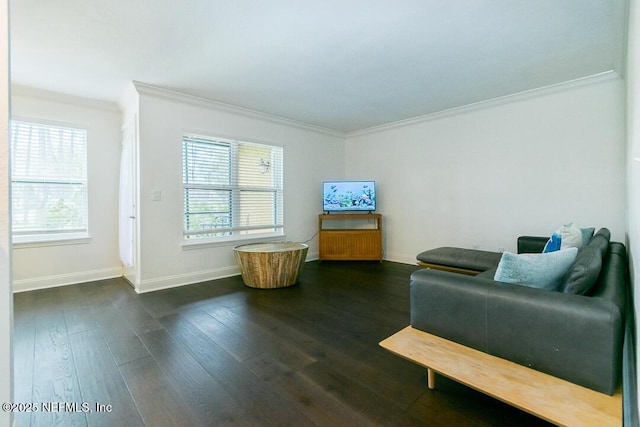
[
  {"left": 181, "top": 233, "right": 287, "bottom": 251},
  {"left": 13, "top": 233, "right": 92, "bottom": 249}
]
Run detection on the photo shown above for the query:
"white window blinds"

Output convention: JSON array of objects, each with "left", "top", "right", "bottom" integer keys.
[
  {"left": 10, "top": 120, "right": 89, "bottom": 240},
  {"left": 182, "top": 134, "right": 284, "bottom": 240}
]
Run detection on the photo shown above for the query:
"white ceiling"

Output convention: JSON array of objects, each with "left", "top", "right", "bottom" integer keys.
[{"left": 9, "top": 0, "right": 627, "bottom": 133}]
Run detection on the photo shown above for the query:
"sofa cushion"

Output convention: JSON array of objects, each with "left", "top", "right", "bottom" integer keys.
[
  {"left": 560, "top": 228, "right": 611, "bottom": 295},
  {"left": 476, "top": 267, "right": 498, "bottom": 279},
  {"left": 494, "top": 247, "right": 578, "bottom": 291},
  {"left": 416, "top": 247, "right": 502, "bottom": 272}
]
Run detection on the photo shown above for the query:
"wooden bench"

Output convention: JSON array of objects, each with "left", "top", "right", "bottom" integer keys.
[{"left": 380, "top": 326, "right": 622, "bottom": 427}]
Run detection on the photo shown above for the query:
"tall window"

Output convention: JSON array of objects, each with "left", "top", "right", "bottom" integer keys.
[
  {"left": 10, "top": 120, "right": 89, "bottom": 242},
  {"left": 182, "top": 134, "right": 284, "bottom": 241}
]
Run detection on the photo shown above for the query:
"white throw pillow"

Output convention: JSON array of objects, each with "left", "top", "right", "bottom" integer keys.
[
  {"left": 543, "top": 223, "right": 585, "bottom": 252},
  {"left": 557, "top": 223, "right": 584, "bottom": 249}
]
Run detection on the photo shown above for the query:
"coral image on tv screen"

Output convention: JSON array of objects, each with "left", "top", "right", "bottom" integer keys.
[{"left": 323, "top": 181, "right": 376, "bottom": 212}]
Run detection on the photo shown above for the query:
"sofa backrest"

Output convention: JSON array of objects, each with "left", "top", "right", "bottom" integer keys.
[
  {"left": 559, "top": 228, "right": 610, "bottom": 295},
  {"left": 589, "top": 242, "right": 627, "bottom": 305},
  {"left": 517, "top": 236, "right": 549, "bottom": 254}
]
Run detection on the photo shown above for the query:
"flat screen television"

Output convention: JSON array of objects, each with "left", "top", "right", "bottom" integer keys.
[{"left": 323, "top": 180, "right": 376, "bottom": 212}]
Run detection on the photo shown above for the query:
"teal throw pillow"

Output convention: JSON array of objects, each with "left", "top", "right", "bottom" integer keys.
[
  {"left": 494, "top": 247, "right": 578, "bottom": 291},
  {"left": 580, "top": 227, "right": 595, "bottom": 246}
]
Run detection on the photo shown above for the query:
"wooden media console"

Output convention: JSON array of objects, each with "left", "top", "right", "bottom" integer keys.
[{"left": 318, "top": 213, "right": 382, "bottom": 261}]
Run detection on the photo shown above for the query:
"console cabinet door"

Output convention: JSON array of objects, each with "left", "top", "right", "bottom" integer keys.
[{"left": 318, "top": 214, "right": 382, "bottom": 261}]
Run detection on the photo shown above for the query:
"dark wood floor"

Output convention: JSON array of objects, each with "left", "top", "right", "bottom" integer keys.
[{"left": 13, "top": 261, "right": 552, "bottom": 426}]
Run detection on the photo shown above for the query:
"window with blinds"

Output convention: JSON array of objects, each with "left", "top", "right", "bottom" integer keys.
[
  {"left": 10, "top": 120, "right": 89, "bottom": 242},
  {"left": 182, "top": 134, "right": 284, "bottom": 241}
]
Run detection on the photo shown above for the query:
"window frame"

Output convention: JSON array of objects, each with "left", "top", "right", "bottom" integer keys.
[
  {"left": 10, "top": 118, "right": 90, "bottom": 246},
  {"left": 181, "top": 133, "right": 284, "bottom": 245}
]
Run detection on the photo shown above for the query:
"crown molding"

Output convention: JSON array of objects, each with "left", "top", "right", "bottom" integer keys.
[
  {"left": 131, "top": 81, "right": 345, "bottom": 139},
  {"left": 13, "top": 71, "right": 620, "bottom": 140},
  {"left": 10, "top": 84, "right": 120, "bottom": 113},
  {"left": 346, "top": 71, "right": 621, "bottom": 138}
]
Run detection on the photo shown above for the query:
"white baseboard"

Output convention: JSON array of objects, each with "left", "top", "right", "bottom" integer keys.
[
  {"left": 12, "top": 267, "right": 122, "bottom": 293},
  {"left": 135, "top": 265, "right": 241, "bottom": 294},
  {"left": 135, "top": 255, "right": 323, "bottom": 293},
  {"left": 305, "top": 251, "right": 414, "bottom": 265},
  {"left": 382, "top": 251, "right": 418, "bottom": 265},
  {"left": 11, "top": 254, "right": 401, "bottom": 295},
  {"left": 306, "top": 251, "right": 319, "bottom": 261}
]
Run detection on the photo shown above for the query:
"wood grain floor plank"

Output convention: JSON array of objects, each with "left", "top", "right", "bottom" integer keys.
[
  {"left": 63, "top": 307, "right": 97, "bottom": 335},
  {"left": 115, "top": 299, "right": 163, "bottom": 335},
  {"left": 89, "top": 300, "right": 138, "bottom": 343},
  {"left": 159, "top": 312, "right": 316, "bottom": 426},
  {"left": 244, "top": 351, "right": 375, "bottom": 427},
  {"left": 118, "top": 356, "right": 199, "bottom": 427},
  {"left": 13, "top": 292, "right": 36, "bottom": 427},
  {"left": 89, "top": 299, "right": 150, "bottom": 366},
  {"left": 68, "top": 328, "right": 144, "bottom": 427},
  {"left": 32, "top": 295, "right": 87, "bottom": 427},
  {"left": 204, "top": 305, "right": 316, "bottom": 372},
  {"left": 138, "top": 328, "right": 248, "bottom": 425},
  {"left": 105, "top": 334, "right": 149, "bottom": 367},
  {"left": 298, "top": 358, "right": 409, "bottom": 426},
  {"left": 181, "top": 309, "right": 264, "bottom": 362}
]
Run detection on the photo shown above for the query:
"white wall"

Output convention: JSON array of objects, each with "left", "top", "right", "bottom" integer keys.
[
  {"left": 0, "top": 0, "right": 12, "bottom": 424},
  {"left": 10, "top": 88, "right": 122, "bottom": 291},
  {"left": 626, "top": 0, "right": 640, "bottom": 420},
  {"left": 133, "top": 85, "right": 345, "bottom": 292},
  {"left": 346, "top": 76, "right": 626, "bottom": 264}
]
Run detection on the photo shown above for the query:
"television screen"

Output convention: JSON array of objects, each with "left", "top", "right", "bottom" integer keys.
[{"left": 323, "top": 181, "right": 376, "bottom": 212}]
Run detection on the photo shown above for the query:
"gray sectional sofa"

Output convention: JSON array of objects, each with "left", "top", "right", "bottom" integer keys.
[{"left": 411, "top": 228, "right": 627, "bottom": 395}]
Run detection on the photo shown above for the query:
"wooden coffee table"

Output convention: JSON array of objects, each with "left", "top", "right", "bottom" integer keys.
[{"left": 233, "top": 241, "right": 308, "bottom": 289}]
